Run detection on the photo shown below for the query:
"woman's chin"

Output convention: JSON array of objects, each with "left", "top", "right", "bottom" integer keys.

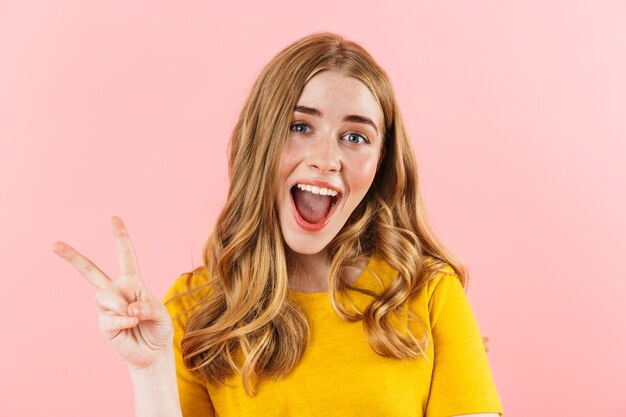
[
  {"left": 283, "top": 238, "right": 329, "bottom": 256},
  {"left": 280, "top": 225, "right": 332, "bottom": 256}
]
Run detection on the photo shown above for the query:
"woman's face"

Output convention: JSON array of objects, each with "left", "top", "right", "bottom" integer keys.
[{"left": 276, "top": 70, "right": 383, "bottom": 255}]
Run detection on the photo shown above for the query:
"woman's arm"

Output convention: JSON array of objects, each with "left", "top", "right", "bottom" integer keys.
[
  {"left": 129, "top": 347, "right": 182, "bottom": 417},
  {"left": 426, "top": 270, "right": 504, "bottom": 417},
  {"left": 53, "top": 216, "right": 183, "bottom": 417}
]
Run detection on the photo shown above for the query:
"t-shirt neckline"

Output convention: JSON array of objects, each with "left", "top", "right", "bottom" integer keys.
[{"left": 286, "top": 256, "right": 375, "bottom": 298}]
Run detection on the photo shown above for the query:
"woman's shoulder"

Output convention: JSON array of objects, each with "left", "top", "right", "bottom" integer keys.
[
  {"left": 162, "top": 265, "right": 214, "bottom": 321},
  {"left": 358, "top": 254, "right": 464, "bottom": 315},
  {"left": 421, "top": 258, "right": 463, "bottom": 300},
  {"left": 368, "top": 254, "right": 461, "bottom": 294}
]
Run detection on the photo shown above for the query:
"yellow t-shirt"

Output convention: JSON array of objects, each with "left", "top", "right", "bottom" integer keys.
[{"left": 163, "top": 256, "right": 504, "bottom": 417}]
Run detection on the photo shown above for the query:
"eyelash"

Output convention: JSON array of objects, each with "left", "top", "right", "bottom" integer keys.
[
  {"left": 289, "top": 123, "right": 311, "bottom": 134},
  {"left": 289, "top": 122, "right": 369, "bottom": 145}
]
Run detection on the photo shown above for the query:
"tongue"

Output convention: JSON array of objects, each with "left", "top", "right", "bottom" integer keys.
[{"left": 293, "top": 188, "right": 332, "bottom": 224}]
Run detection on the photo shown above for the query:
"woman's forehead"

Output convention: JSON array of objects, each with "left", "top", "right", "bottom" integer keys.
[{"left": 295, "top": 71, "right": 384, "bottom": 129}]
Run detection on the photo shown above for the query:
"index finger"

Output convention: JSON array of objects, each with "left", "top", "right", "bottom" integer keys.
[
  {"left": 52, "top": 241, "right": 114, "bottom": 290},
  {"left": 110, "top": 216, "right": 141, "bottom": 281}
]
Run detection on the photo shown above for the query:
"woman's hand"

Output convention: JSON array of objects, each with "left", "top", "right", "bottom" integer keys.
[{"left": 52, "top": 216, "right": 173, "bottom": 371}]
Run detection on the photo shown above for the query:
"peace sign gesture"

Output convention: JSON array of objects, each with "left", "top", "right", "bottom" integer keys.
[{"left": 52, "top": 216, "right": 173, "bottom": 371}]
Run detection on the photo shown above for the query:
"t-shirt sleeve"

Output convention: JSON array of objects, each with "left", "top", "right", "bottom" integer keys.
[
  {"left": 424, "top": 270, "right": 504, "bottom": 417},
  {"left": 163, "top": 274, "right": 215, "bottom": 417}
]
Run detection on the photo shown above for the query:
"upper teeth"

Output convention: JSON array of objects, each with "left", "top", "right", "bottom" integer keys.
[{"left": 296, "top": 183, "right": 339, "bottom": 197}]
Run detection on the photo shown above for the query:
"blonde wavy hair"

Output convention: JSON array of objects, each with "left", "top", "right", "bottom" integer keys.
[{"left": 173, "top": 32, "right": 469, "bottom": 396}]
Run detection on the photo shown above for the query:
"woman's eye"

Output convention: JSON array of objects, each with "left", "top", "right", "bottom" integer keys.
[
  {"left": 290, "top": 123, "right": 311, "bottom": 133},
  {"left": 343, "top": 133, "right": 368, "bottom": 144}
]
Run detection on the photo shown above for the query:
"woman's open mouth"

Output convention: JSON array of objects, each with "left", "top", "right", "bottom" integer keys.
[{"left": 290, "top": 183, "right": 342, "bottom": 232}]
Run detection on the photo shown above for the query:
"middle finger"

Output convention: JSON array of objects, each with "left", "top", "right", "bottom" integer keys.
[{"left": 110, "top": 216, "right": 141, "bottom": 280}]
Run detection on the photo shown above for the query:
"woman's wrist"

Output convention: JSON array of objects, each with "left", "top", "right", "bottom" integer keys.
[
  {"left": 128, "top": 344, "right": 175, "bottom": 376},
  {"left": 128, "top": 346, "right": 182, "bottom": 417}
]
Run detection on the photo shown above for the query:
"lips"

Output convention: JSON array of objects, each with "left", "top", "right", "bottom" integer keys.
[{"left": 289, "top": 182, "right": 343, "bottom": 232}]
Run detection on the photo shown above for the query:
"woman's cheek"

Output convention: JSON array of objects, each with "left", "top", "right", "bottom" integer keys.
[
  {"left": 351, "top": 150, "right": 380, "bottom": 188},
  {"left": 277, "top": 142, "right": 300, "bottom": 177}
]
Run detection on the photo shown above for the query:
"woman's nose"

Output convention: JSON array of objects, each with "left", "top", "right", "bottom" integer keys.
[{"left": 307, "top": 135, "right": 341, "bottom": 174}]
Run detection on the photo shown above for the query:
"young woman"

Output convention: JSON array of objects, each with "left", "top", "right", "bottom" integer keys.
[{"left": 53, "top": 32, "right": 503, "bottom": 417}]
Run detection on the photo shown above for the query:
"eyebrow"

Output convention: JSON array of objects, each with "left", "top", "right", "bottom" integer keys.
[{"left": 294, "top": 105, "right": 379, "bottom": 135}]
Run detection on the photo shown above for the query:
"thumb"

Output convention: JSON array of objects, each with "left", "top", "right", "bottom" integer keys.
[{"left": 127, "top": 300, "right": 168, "bottom": 322}]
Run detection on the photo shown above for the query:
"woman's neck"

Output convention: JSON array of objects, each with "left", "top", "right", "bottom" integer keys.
[
  {"left": 286, "top": 250, "right": 331, "bottom": 293},
  {"left": 285, "top": 249, "right": 367, "bottom": 293}
]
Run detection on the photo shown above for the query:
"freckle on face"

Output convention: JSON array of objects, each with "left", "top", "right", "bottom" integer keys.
[{"left": 275, "top": 70, "right": 383, "bottom": 255}]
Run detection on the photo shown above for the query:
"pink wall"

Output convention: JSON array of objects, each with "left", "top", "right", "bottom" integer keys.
[{"left": 1, "top": 1, "right": 625, "bottom": 416}]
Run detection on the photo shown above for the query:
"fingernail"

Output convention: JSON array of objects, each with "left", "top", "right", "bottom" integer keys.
[{"left": 51, "top": 242, "right": 66, "bottom": 254}]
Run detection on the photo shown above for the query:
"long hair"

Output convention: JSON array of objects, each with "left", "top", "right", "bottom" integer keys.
[{"left": 172, "top": 32, "right": 468, "bottom": 396}]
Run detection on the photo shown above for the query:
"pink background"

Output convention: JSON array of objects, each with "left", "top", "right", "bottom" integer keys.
[{"left": 1, "top": 1, "right": 625, "bottom": 416}]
